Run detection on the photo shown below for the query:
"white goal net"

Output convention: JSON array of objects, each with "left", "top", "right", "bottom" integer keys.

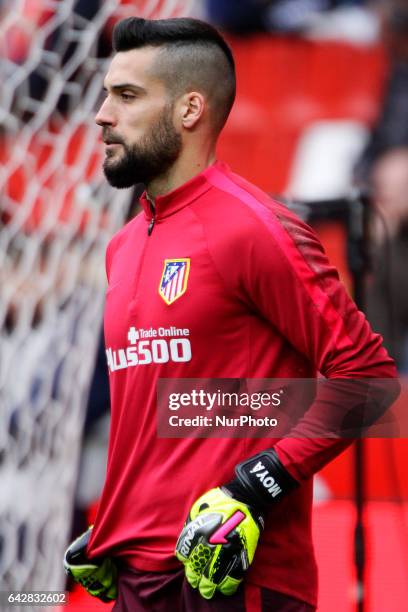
[{"left": 0, "top": 0, "right": 192, "bottom": 607}]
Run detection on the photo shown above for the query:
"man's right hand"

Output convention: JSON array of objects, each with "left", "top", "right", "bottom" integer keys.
[{"left": 63, "top": 527, "right": 117, "bottom": 602}]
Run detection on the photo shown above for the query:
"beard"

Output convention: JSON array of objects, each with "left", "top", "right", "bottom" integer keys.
[{"left": 102, "top": 104, "right": 182, "bottom": 189}]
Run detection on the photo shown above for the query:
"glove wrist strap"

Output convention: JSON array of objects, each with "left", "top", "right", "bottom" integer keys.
[{"left": 227, "top": 449, "right": 299, "bottom": 510}]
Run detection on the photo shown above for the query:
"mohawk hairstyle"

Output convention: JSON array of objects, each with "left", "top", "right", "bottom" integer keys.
[{"left": 112, "top": 17, "right": 236, "bottom": 133}]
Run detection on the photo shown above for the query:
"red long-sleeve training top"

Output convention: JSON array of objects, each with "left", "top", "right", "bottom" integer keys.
[{"left": 87, "top": 161, "right": 397, "bottom": 606}]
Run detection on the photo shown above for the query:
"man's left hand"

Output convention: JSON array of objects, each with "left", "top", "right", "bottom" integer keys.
[{"left": 175, "top": 487, "right": 263, "bottom": 599}]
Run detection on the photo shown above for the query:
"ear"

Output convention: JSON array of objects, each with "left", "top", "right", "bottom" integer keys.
[{"left": 178, "top": 92, "right": 206, "bottom": 129}]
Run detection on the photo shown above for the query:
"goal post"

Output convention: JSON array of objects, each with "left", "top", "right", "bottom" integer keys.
[{"left": 0, "top": 0, "right": 193, "bottom": 606}]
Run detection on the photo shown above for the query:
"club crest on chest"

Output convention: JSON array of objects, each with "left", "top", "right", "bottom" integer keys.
[{"left": 159, "top": 258, "right": 190, "bottom": 305}]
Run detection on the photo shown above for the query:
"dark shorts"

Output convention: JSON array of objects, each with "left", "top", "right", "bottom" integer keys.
[{"left": 112, "top": 565, "right": 315, "bottom": 612}]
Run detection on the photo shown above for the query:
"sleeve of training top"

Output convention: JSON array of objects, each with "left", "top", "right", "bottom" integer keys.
[{"left": 207, "top": 200, "right": 399, "bottom": 482}]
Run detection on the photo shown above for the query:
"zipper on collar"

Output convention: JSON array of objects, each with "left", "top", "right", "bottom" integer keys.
[
  {"left": 147, "top": 216, "right": 155, "bottom": 235},
  {"left": 147, "top": 201, "right": 155, "bottom": 235}
]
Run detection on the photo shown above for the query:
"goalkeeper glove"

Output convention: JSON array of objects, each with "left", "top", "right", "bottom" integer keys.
[
  {"left": 175, "top": 448, "right": 298, "bottom": 600},
  {"left": 176, "top": 487, "right": 263, "bottom": 599},
  {"left": 63, "top": 527, "right": 117, "bottom": 602}
]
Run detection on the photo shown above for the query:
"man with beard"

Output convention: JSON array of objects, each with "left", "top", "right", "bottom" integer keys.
[{"left": 63, "top": 16, "right": 398, "bottom": 612}]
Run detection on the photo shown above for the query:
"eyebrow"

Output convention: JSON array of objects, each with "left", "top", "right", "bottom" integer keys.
[{"left": 103, "top": 83, "right": 147, "bottom": 94}]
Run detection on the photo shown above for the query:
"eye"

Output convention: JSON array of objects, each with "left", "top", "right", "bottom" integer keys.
[{"left": 120, "top": 92, "right": 135, "bottom": 102}]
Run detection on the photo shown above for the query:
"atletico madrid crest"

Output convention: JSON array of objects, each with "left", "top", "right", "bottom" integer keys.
[{"left": 159, "top": 258, "right": 190, "bottom": 305}]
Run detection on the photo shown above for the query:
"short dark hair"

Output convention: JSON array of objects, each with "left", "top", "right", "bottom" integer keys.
[{"left": 112, "top": 17, "right": 236, "bottom": 133}]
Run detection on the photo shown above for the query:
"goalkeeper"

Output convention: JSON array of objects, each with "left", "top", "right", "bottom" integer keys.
[{"left": 64, "top": 16, "right": 398, "bottom": 611}]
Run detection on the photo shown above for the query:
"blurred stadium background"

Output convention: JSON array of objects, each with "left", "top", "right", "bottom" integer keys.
[{"left": 1, "top": 1, "right": 408, "bottom": 611}]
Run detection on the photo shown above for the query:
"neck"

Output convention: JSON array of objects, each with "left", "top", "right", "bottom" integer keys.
[{"left": 146, "top": 145, "right": 216, "bottom": 201}]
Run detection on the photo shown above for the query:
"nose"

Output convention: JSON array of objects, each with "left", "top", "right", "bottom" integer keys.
[{"left": 95, "top": 96, "right": 116, "bottom": 127}]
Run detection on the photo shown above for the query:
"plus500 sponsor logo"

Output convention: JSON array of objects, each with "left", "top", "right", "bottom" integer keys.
[{"left": 106, "top": 327, "right": 191, "bottom": 372}]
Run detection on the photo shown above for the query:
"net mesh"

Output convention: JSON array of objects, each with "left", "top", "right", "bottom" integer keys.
[{"left": 0, "top": 0, "right": 192, "bottom": 606}]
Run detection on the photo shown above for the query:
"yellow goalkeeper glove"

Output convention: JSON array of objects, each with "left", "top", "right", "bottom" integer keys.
[
  {"left": 176, "top": 449, "right": 299, "bottom": 600},
  {"left": 63, "top": 527, "right": 117, "bottom": 602},
  {"left": 175, "top": 487, "right": 263, "bottom": 599}
]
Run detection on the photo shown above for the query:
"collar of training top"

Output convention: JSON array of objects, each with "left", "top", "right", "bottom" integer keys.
[{"left": 139, "top": 160, "right": 228, "bottom": 221}]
